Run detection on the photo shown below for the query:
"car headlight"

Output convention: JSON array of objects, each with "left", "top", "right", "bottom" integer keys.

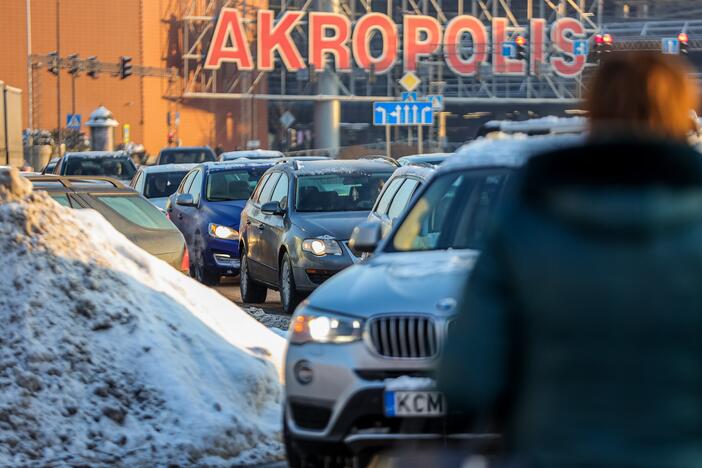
[
  {"left": 302, "top": 238, "right": 343, "bottom": 256},
  {"left": 208, "top": 223, "right": 239, "bottom": 240},
  {"left": 290, "top": 310, "right": 364, "bottom": 344}
]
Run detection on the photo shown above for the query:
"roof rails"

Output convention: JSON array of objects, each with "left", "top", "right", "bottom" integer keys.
[
  {"left": 24, "top": 175, "right": 124, "bottom": 188},
  {"left": 360, "top": 156, "right": 400, "bottom": 167}
]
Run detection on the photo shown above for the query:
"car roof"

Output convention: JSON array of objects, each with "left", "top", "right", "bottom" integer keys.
[
  {"left": 200, "top": 160, "right": 277, "bottom": 172},
  {"left": 389, "top": 164, "right": 435, "bottom": 181},
  {"left": 440, "top": 133, "right": 584, "bottom": 173},
  {"left": 24, "top": 175, "right": 136, "bottom": 193},
  {"left": 221, "top": 149, "right": 284, "bottom": 159},
  {"left": 398, "top": 153, "right": 452, "bottom": 163},
  {"left": 482, "top": 116, "right": 587, "bottom": 135},
  {"left": 159, "top": 146, "right": 212, "bottom": 153},
  {"left": 281, "top": 158, "right": 396, "bottom": 174},
  {"left": 138, "top": 163, "right": 198, "bottom": 174},
  {"left": 63, "top": 151, "right": 129, "bottom": 159}
]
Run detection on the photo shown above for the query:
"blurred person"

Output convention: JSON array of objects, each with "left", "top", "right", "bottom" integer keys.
[{"left": 439, "top": 52, "right": 702, "bottom": 468}]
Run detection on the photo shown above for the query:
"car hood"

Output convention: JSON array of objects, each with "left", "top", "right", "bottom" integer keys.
[
  {"left": 306, "top": 249, "right": 480, "bottom": 318},
  {"left": 296, "top": 211, "right": 369, "bottom": 240},
  {"left": 206, "top": 200, "right": 248, "bottom": 227}
]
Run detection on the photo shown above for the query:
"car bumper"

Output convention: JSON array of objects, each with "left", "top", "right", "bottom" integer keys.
[
  {"left": 285, "top": 340, "right": 498, "bottom": 453},
  {"left": 204, "top": 238, "right": 241, "bottom": 275}
]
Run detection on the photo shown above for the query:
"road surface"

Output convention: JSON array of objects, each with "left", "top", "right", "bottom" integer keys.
[{"left": 215, "top": 277, "right": 284, "bottom": 314}]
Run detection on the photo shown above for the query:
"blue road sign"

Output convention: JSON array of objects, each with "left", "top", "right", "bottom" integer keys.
[
  {"left": 427, "top": 95, "right": 444, "bottom": 111},
  {"left": 662, "top": 37, "right": 680, "bottom": 54},
  {"left": 401, "top": 91, "right": 418, "bottom": 101},
  {"left": 573, "top": 40, "right": 589, "bottom": 56},
  {"left": 502, "top": 42, "right": 517, "bottom": 58},
  {"left": 66, "top": 114, "right": 82, "bottom": 130},
  {"left": 373, "top": 101, "right": 434, "bottom": 126}
]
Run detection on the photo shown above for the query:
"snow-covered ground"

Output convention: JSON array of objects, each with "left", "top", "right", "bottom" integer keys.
[{"left": 0, "top": 169, "right": 286, "bottom": 466}]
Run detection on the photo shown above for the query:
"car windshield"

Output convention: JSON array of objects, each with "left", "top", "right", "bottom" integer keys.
[
  {"left": 390, "top": 169, "right": 509, "bottom": 252},
  {"left": 159, "top": 150, "right": 215, "bottom": 164},
  {"left": 206, "top": 167, "right": 269, "bottom": 201},
  {"left": 144, "top": 171, "right": 189, "bottom": 199},
  {"left": 296, "top": 173, "right": 391, "bottom": 212},
  {"left": 64, "top": 157, "right": 136, "bottom": 180}
]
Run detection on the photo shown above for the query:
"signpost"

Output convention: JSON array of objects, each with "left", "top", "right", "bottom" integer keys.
[
  {"left": 66, "top": 113, "right": 81, "bottom": 130},
  {"left": 373, "top": 101, "right": 434, "bottom": 126},
  {"left": 502, "top": 42, "right": 517, "bottom": 59},
  {"left": 662, "top": 37, "right": 680, "bottom": 55},
  {"left": 573, "top": 40, "right": 589, "bottom": 56}
]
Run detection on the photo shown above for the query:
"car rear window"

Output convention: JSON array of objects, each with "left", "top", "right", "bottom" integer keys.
[
  {"left": 64, "top": 157, "right": 136, "bottom": 180},
  {"left": 95, "top": 195, "right": 174, "bottom": 230},
  {"left": 159, "top": 149, "right": 215, "bottom": 164},
  {"left": 144, "top": 171, "right": 189, "bottom": 199}
]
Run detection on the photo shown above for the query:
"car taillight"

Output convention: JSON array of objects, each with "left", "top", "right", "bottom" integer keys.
[{"left": 180, "top": 246, "right": 190, "bottom": 273}]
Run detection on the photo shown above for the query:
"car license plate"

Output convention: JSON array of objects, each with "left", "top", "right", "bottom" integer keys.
[{"left": 384, "top": 391, "right": 445, "bottom": 417}]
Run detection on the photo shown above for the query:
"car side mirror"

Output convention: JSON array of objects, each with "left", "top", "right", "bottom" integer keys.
[
  {"left": 349, "top": 221, "right": 382, "bottom": 253},
  {"left": 261, "top": 201, "right": 285, "bottom": 216},
  {"left": 175, "top": 193, "right": 196, "bottom": 207}
]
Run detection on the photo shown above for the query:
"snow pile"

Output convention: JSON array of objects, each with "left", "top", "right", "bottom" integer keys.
[
  {"left": 245, "top": 307, "right": 291, "bottom": 333},
  {"left": 0, "top": 169, "right": 286, "bottom": 466}
]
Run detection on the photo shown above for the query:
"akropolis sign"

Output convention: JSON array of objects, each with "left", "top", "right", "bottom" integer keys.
[{"left": 205, "top": 8, "right": 589, "bottom": 79}]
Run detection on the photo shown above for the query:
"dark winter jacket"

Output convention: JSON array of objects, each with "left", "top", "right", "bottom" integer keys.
[{"left": 439, "top": 138, "right": 702, "bottom": 468}]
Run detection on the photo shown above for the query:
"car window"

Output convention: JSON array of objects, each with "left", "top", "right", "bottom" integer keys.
[
  {"left": 50, "top": 194, "right": 72, "bottom": 208},
  {"left": 391, "top": 170, "right": 508, "bottom": 252},
  {"left": 206, "top": 167, "right": 270, "bottom": 202},
  {"left": 375, "top": 177, "right": 404, "bottom": 215},
  {"left": 296, "top": 173, "right": 391, "bottom": 212},
  {"left": 187, "top": 170, "right": 204, "bottom": 202},
  {"left": 270, "top": 173, "right": 289, "bottom": 208},
  {"left": 64, "top": 157, "right": 136, "bottom": 180},
  {"left": 387, "top": 179, "right": 420, "bottom": 220},
  {"left": 145, "top": 171, "right": 189, "bottom": 199},
  {"left": 258, "top": 173, "right": 281, "bottom": 205},
  {"left": 251, "top": 173, "right": 271, "bottom": 203},
  {"left": 95, "top": 195, "right": 175, "bottom": 230}
]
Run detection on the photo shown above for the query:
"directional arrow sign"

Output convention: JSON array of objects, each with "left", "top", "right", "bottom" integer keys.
[
  {"left": 662, "top": 37, "right": 680, "bottom": 54},
  {"left": 502, "top": 42, "right": 517, "bottom": 58},
  {"left": 373, "top": 101, "right": 434, "bottom": 126}
]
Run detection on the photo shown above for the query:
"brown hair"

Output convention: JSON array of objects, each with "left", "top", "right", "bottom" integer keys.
[{"left": 586, "top": 51, "right": 699, "bottom": 141}]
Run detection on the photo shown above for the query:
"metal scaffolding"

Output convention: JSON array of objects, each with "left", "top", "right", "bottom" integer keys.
[{"left": 180, "top": 0, "right": 603, "bottom": 103}]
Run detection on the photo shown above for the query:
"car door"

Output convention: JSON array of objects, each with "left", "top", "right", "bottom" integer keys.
[
  {"left": 246, "top": 172, "right": 280, "bottom": 280},
  {"left": 259, "top": 172, "right": 289, "bottom": 284},
  {"left": 370, "top": 176, "right": 404, "bottom": 231},
  {"left": 178, "top": 169, "right": 204, "bottom": 249},
  {"left": 168, "top": 169, "right": 196, "bottom": 231},
  {"left": 384, "top": 178, "right": 421, "bottom": 237}
]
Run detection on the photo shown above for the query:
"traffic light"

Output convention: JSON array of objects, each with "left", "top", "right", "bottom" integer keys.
[
  {"left": 119, "top": 56, "right": 133, "bottom": 79},
  {"left": 86, "top": 56, "right": 99, "bottom": 79},
  {"left": 515, "top": 36, "right": 528, "bottom": 61},
  {"left": 678, "top": 32, "right": 689, "bottom": 55},
  {"left": 594, "top": 33, "right": 614, "bottom": 55},
  {"left": 67, "top": 53, "right": 80, "bottom": 76},
  {"left": 47, "top": 51, "right": 59, "bottom": 75}
]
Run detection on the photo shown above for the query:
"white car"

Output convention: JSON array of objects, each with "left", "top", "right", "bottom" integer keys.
[{"left": 130, "top": 164, "right": 197, "bottom": 211}]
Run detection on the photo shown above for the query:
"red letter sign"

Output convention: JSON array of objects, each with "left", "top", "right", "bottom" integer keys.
[
  {"left": 550, "top": 18, "right": 587, "bottom": 78},
  {"left": 530, "top": 19, "right": 546, "bottom": 75},
  {"left": 309, "top": 12, "right": 352, "bottom": 72},
  {"left": 204, "top": 8, "right": 253, "bottom": 70},
  {"left": 403, "top": 15, "right": 441, "bottom": 72},
  {"left": 443, "top": 16, "right": 488, "bottom": 76},
  {"left": 352, "top": 13, "right": 398, "bottom": 74},
  {"left": 257, "top": 10, "right": 305, "bottom": 71}
]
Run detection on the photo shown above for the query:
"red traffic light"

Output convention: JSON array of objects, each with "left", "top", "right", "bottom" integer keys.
[
  {"left": 515, "top": 36, "right": 528, "bottom": 47},
  {"left": 594, "top": 34, "right": 604, "bottom": 45},
  {"left": 678, "top": 32, "right": 689, "bottom": 44}
]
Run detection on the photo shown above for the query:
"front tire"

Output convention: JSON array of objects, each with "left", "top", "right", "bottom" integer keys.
[
  {"left": 280, "top": 253, "right": 301, "bottom": 315},
  {"left": 191, "top": 253, "right": 220, "bottom": 286},
  {"left": 240, "top": 247, "right": 268, "bottom": 303}
]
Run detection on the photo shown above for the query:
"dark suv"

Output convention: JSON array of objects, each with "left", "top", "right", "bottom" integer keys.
[{"left": 239, "top": 159, "right": 395, "bottom": 313}]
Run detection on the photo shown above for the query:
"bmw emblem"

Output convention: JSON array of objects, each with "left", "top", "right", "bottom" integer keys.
[{"left": 436, "top": 298, "right": 457, "bottom": 312}]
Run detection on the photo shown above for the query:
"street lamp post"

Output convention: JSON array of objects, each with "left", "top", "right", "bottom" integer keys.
[{"left": 56, "top": 0, "right": 62, "bottom": 155}]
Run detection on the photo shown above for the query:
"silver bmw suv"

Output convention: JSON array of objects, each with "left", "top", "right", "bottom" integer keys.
[{"left": 283, "top": 135, "right": 581, "bottom": 466}]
